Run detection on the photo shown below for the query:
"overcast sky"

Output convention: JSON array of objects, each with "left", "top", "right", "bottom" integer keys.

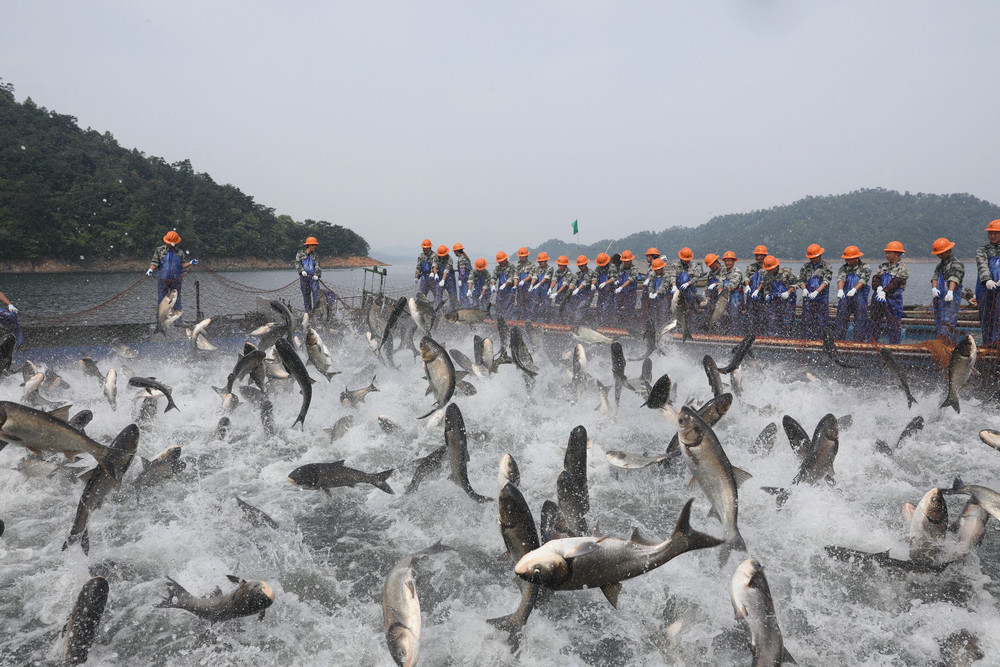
[{"left": 3, "top": 1, "right": 999, "bottom": 259}]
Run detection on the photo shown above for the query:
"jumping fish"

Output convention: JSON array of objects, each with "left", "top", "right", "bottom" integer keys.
[
  {"left": 941, "top": 334, "right": 976, "bottom": 413},
  {"left": 879, "top": 348, "right": 917, "bottom": 409}
]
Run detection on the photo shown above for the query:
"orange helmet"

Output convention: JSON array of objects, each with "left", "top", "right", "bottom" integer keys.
[
  {"left": 678, "top": 247, "right": 694, "bottom": 261},
  {"left": 753, "top": 245, "right": 768, "bottom": 256},
  {"left": 806, "top": 243, "right": 824, "bottom": 259},
  {"left": 841, "top": 245, "right": 863, "bottom": 259},
  {"left": 884, "top": 241, "right": 905, "bottom": 253},
  {"left": 722, "top": 251, "right": 738, "bottom": 261},
  {"left": 620, "top": 250, "right": 634, "bottom": 262},
  {"left": 762, "top": 256, "right": 780, "bottom": 271},
  {"left": 437, "top": 244, "right": 449, "bottom": 257},
  {"left": 517, "top": 247, "right": 530, "bottom": 258},
  {"left": 536, "top": 252, "right": 550, "bottom": 262},
  {"left": 986, "top": 219, "right": 1000, "bottom": 232},
  {"left": 421, "top": 239, "right": 432, "bottom": 249},
  {"left": 163, "top": 231, "right": 181, "bottom": 245},
  {"left": 576, "top": 255, "right": 589, "bottom": 267},
  {"left": 651, "top": 258, "right": 666, "bottom": 271},
  {"left": 452, "top": 242, "right": 464, "bottom": 251},
  {"left": 556, "top": 255, "right": 570, "bottom": 266},
  {"left": 304, "top": 236, "right": 319, "bottom": 246},
  {"left": 704, "top": 253, "right": 719, "bottom": 267},
  {"left": 596, "top": 253, "right": 610, "bottom": 267},
  {"left": 496, "top": 251, "right": 508, "bottom": 263},
  {"left": 931, "top": 238, "right": 955, "bottom": 255},
  {"left": 646, "top": 247, "right": 660, "bottom": 257},
  {"left": 474, "top": 257, "right": 487, "bottom": 270}
]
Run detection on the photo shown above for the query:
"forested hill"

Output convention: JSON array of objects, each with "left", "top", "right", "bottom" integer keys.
[
  {"left": 0, "top": 81, "right": 368, "bottom": 263},
  {"left": 537, "top": 189, "right": 1000, "bottom": 261}
]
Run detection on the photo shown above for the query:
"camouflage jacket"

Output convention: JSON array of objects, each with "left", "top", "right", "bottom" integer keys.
[
  {"left": 455, "top": 254, "right": 473, "bottom": 273},
  {"left": 669, "top": 260, "right": 704, "bottom": 287},
  {"left": 513, "top": 259, "right": 537, "bottom": 282},
  {"left": 468, "top": 268, "right": 491, "bottom": 289},
  {"left": 931, "top": 255, "right": 964, "bottom": 287},
  {"left": 572, "top": 267, "right": 596, "bottom": 290},
  {"left": 415, "top": 251, "right": 435, "bottom": 279},
  {"left": 762, "top": 267, "right": 799, "bottom": 295},
  {"left": 551, "top": 266, "right": 574, "bottom": 292},
  {"left": 798, "top": 260, "right": 832, "bottom": 288},
  {"left": 433, "top": 254, "right": 454, "bottom": 278},
  {"left": 294, "top": 249, "right": 322, "bottom": 278},
  {"left": 837, "top": 261, "right": 872, "bottom": 287},
  {"left": 975, "top": 243, "right": 1000, "bottom": 283},
  {"left": 744, "top": 261, "right": 765, "bottom": 285},
  {"left": 593, "top": 263, "right": 620, "bottom": 287},
  {"left": 492, "top": 263, "right": 515, "bottom": 287},
  {"left": 617, "top": 263, "right": 639, "bottom": 285},
  {"left": 872, "top": 261, "right": 909, "bottom": 293},
  {"left": 150, "top": 244, "right": 185, "bottom": 268},
  {"left": 534, "top": 264, "right": 555, "bottom": 287}
]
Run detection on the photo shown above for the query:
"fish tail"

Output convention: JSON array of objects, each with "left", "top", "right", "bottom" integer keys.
[
  {"left": 373, "top": 469, "right": 395, "bottom": 494},
  {"left": 369, "top": 376, "right": 379, "bottom": 392},
  {"left": 165, "top": 398, "right": 180, "bottom": 413},
  {"left": 940, "top": 395, "right": 960, "bottom": 414},
  {"left": 905, "top": 392, "right": 917, "bottom": 409},
  {"left": 485, "top": 614, "right": 524, "bottom": 652},
  {"left": 672, "top": 498, "right": 725, "bottom": 553},
  {"left": 155, "top": 577, "right": 189, "bottom": 609}
]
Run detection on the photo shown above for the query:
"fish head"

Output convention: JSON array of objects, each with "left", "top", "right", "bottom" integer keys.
[
  {"left": 676, "top": 406, "right": 701, "bottom": 446},
  {"left": 234, "top": 580, "right": 276, "bottom": 617},
  {"left": 918, "top": 488, "right": 948, "bottom": 525},
  {"left": 514, "top": 550, "right": 570, "bottom": 586},
  {"left": 288, "top": 465, "right": 318, "bottom": 489}
]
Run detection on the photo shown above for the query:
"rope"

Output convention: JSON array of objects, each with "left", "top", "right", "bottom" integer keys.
[{"left": 20, "top": 276, "right": 147, "bottom": 323}]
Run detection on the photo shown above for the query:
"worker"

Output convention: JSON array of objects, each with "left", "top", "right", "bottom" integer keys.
[
  {"left": 547, "top": 255, "right": 574, "bottom": 322},
  {"left": 594, "top": 252, "right": 618, "bottom": 325},
  {"left": 529, "top": 252, "right": 554, "bottom": 321},
  {"left": 491, "top": 251, "right": 516, "bottom": 318},
  {"left": 613, "top": 250, "right": 639, "bottom": 325},
  {"left": 453, "top": 243, "right": 473, "bottom": 307},
  {"left": 975, "top": 219, "right": 1000, "bottom": 345},
  {"left": 294, "top": 236, "right": 323, "bottom": 312},
  {"left": 833, "top": 245, "right": 871, "bottom": 341},
  {"left": 467, "top": 258, "right": 491, "bottom": 311},
  {"left": 569, "top": 255, "right": 597, "bottom": 324},
  {"left": 432, "top": 245, "right": 457, "bottom": 310},
  {"left": 646, "top": 258, "right": 671, "bottom": 328},
  {"left": 744, "top": 245, "right": 769, "bottom": 336},
  {"left": 702, "top": 253, "right": 741, "bottom": 333},
  {"left": 868, "top": 241, "right": 909, "bottom": 344},
  {"left": 513, "top": 247, "right": 536, "bottom": 320},
  {"left": 929, "top": 238, "right": 964, "bottom": 343},
  {"left": 671, "top": 248, "right": 704, "bottom": 328},
  {"left": 720, "top": 251, "right": 745, "bottom": 334},
  {"left": 414, "top": 239, "right": 435, "bottom": 298},
  {"left": 761, "top": 256, "right": 798, "bottom": 338},
  {"left": 640, "top": 247, "right": 661, "bottom": 323},
  {"left": 0, "top": 289, "right": 22, "bottom": 345},
  {"left": 146, "top": 230, "right": 198, "bottom": 321},
  {"left": 798, "top": 244, "right": 833, "bottom": 340}
]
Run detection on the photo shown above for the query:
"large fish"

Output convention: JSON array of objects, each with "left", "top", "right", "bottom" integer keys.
[
  {"left": 730, "top": 558, "right": 795, "bottom": 667},
  {"left": 822, "top": 325, "right": 858, "bottom": 369},
  {"left": 128, "top": 376, "right": 179, "bottom": 413},
  {"left": 236, "top": 497, "right": 279, "bottom": 529},
  {"left": 950, "top": 496, "right": 989, "bottom": 557},
  {"left": 781, "top": 415, "right": 811, "bottom": 461},
  {"left": 110, "top": 337, "right": 138, "bottom": 360},
  {"left": 270, "top": 299, "right": 294, "bottom": 342},
  {"left": 63, "top": 576, "right": 109, "bottom": 665},
  {"left": 642, "top": 373, "right": 672, "bottom": 409},
  {"left": 980, "top": 429, "right": 1000, "bottom": 452},
  {"left": 407, "top": 295, "right": 437, "bottom": 336},
  {"left": 305, "top": 327, "right": 340, "bottom": 380},
  {"left": 903, "top": 487, "right": 948, "bottom": 565},
  {"left": 571, "top": 325, "right": 614, "bottom": 345},
  {"left": 156, "top": 575, "right": 275, "bottom": 622},
  {"left": 275, "top": 337, "right": 313, "bottom": 428},
  {"left": 154, "top": 289, "right": 180, "bottom": 335},
  {"left": 325, "top": 415, "right": 356, "bottom": 441},
  {"left": 490, "top": 482, "right": 542, "bottom": 651},
  {"left": 878, "top": 348, "right": 917, "bottom": 409},
  {"left": 677, "top": 406, "right": 750, "bottom": 565},
  {"left": 703, "top": 355, "right": 725, "bottom": 397},
  {"left": 79, "top": 357, "right": 104, "bottom": 384},
  {"left": 418, "top": 336, "right": 455, "bottom": 419},
  {"left": 791, "top": 413, "right": 839, "bottom": 485},
  {"left": 571, "top": 344, "right": 587, "bottom": 401},
  {"left": 510, "top": 326, "right": 538, "bottom": 377},
  {"left": 449, "top": 348, "right": 488, "bottom": 380},
  {"left": 63, "top": 424, "right": 139, "bottom": 554},
  {"left": 941, "top": 334, "right": 976, "bottom": 413},
  {"left": 514, "top": 498, "right": 723, "bottom": 607},
  {"left": 823, "top": 545, "right": 952, "bottom": 574},
  {"left": 382, "top": 543, "right": 449, "bottom": 667},
  {"left": 498, "top": 453, "right": 520, "bottom": 491},
  {"left": 563, "top": 425, "right": 589, "bottom": 514},
  {"left": 341, "top": 376, "right": 379, "bottom": 407},
  {"left": 103, "top": 368, "right": 117, "bottom": 411},
  {"left": 0, "top": 402, "right": 117, "bottom": 478},
  {"left": 718, "top": 334, "right": 755, "bottom": 374},
  {"left": 556, "top": 471, "right": 589, "bottom": 536},
  {"left": 957, "top": 483, "right": 1000, "bottom": 524},
  {"left": 404, "top": 445, "right": 447, "bottom": 495},
  {"left": 288, "top": 461, "right": 394, "bottom": 495},
  {"left": 610, "top": 341, "right": 626, "bottom": 407},
  {"left": 251, "top": 321, "right": 287, "bottom": 351},
  {"left": 749, "top": 422, "right": 778, "bottom": 454},
  {"left": 133, "top": 446, "right": 185, "bottom": 489},
  {"left": 665, "top": 393, "right": 733, "bottom": 457},
  {"left": 444, "top": 403, "right": 491, "bottom": 503},
  {"left": 444, "top": 306, "right": 492, "bottom": 325}
]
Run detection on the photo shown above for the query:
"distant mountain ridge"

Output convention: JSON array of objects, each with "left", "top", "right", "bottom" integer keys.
[{"left": 534, "top": 189, "right": 1000, "bottom": 260}]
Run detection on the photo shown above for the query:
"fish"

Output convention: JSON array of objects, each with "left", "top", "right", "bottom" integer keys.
[
  {"left": 404, "top": 445, "right": 447, "bottom": 495},
  {"left": 665, "top": 393, "right": 734, "bottom": 457},
  {"left": 628, "top": 317, "right": 657, "bottom": 362},
  {"left": 110, "top": 337, "right": 138, "bottom": 359},
  {"left": 891, "top": 416, "right": 924, "bottom": 452},
  {"left": 133, "top": 446, "right": 185, "bottom": 489},
  {"left": 791, "top": 413, "right": 839, "bottom": 485},
  {"left": 903, "top": 487, "right": 948, "bottom": 565},
  {"left": 941, "top": 334, "right": 976, "bottom": 413},
  {"left": 237, "top": 384, "right": 266, "bottom": 410},
  {"left": 980, "top": 429, "right": 1000, "bottom": 452},
  {"left": 514, "top": 498, "right": 723, "bottom": 606},
  {"left": 0, "top": 402, "right": 117, "bottom": 478},
  {"left": 498, "top": 453, "right": 520, "bottom": 491},
  {"left": 563, "top": 425, "right": 590, "bottom": 514},
  {"left": 729, "top": 558, "right": 795, "bottom": 667},
  {"left": 274, "top": 337, "right": 313, "bottom": 428},
  {"left": 939, "top": 630, "right": 985, "bottom": 667},
  {"left": 443, "top": 307, "right": 492, "bottom": 325},
  {"left": 341, "top": 376, "right": 379, "bottom": 408},
  {"left": 63, "top": 424, "right": 139, "bottom": 554},
  {"left": 236, "top": 497, "right": 279, "bottom": 529},
  {"left": 782, "top": 415, "right": 811, "bottom": 461},
  {"left": 15, "top": 454, "right": 83, "bottom": 483},
  {"left": 128, "top": 376, "right": 179, "bottom": 413},
  {"left": 642, "top": 373, "right": 672, "bottom": 409},
  {"left": 822, "top": 325, "right": 858, "bottom": 368},
  {"left": 510, "top": 326, "right": 539, "bottom": 377},
  {"left": 571, "top": 344, "right": 587, "bottom": 401},
  {"left": 449, "top": 348, "right": 488, "bottom": 379},
  {"left": 749, "top": 422, "right": 778, "bottom": 454},
  {"left": 79, "top": 357, "right": 104, "bottom": 383},
  {"left": 605, "top": 450, "right": 671, "bottom": 470},
  {"left": 378, "top": 415, "right": 405, "bottom": 435},
  {"left": 495, "top": 312, "right": 511, "bottom": 355},
  {"left": 63, "top": 576, "right": 109, "bottom": 665},
  {"left": 188, "top": 318, "right": 217, "bottom": 352},
  {"left": 42, "top": 367, "right": 71, "bottom": 393},
  {"left": 305, "top": 327, "right": 340, "bottom": 380},
  {"left": 823, "top": 545, "right": 952, "bottom": 574},
  {"left": 490, "top": 483, "right": 542, "bottom": 651},
  {"left": 719, "top": 333, "right": 755, "bottom": 374},
  {"left": 444, "top": 403, "right": 491, "bottom": 503},
  {"left": 69, "top": 409, "right": 93, "bottom": 432},
  {"left": 950, "top": 497, "right": 988, "bottom": 557},
  {"left": 595, "top": 380, "right": 612, "bottom": 414},
  {"left": 325, "top": 415, "right": 356, "bottom": 441},
  {"left": 677, "top": 405, "right": 750, "bottom": 564},
  {"left": 154, "top": 289, "right": 180, "bottom": 335},
  {"left": 571, "top": 325, "right": 614, "bottom": 345},
  {"left": 103, "top": 369, "right": 117, "bottom": 411},
  {"left": 213, "top": 416, "right": 231, "bottom": 441},
  {"left": 251, "top": 321, "right": 287, "bottom": 351},
  {"left": 263, "top": 346, "right": 290, "bottom": 379},
  {"left": 878, "top": 348, "right": 918, "bottom": 409},
  {"left": 220, "top": 346, "right": 267, "bottom": 396},
  {"left": 156, "top": 575, "right": 275, "bottom": 622},
  {"left": 539, "top": 500, "right": 572, "bottom": 543},
  {"left": 382, "top": 543, "right": 449, "bottom": 667},
  {"left": 556, "top": 471, "right": 589, "bottom": 536},
  {"left": 22, "top": 371, "right": 60, "bottom": 410},
  {"left": 475, "top": 335, "right": 498, "bottom": 374},
  {"left": 611, "top": 341, "right": 626, "bottom": 407},
  {"left": 703, "top": 355, "right": 724, "bottom": 397},
  {"left": 270, "top": 299, "right": 294, "bottom": 342},
  {"left": 957, "top": 483, "right": 1000, "bottom": 523},
  {"left": 418, "top": 336, "right": 455, "bottom": 419},
  {"left": 260, "top": 399, "right": 276, "bottom": 437},
  {"left": 288, "top": 461, "right": 394, "bottom": 495}
]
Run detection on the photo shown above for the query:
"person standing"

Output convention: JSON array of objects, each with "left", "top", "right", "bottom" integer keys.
[
  {"left": 294, "top": 236, "right": 322, "bottom": 312},
  {"left": 868, "top": 241, "right": 909, "bottom": 344},
  {"left": 569, "top": 255, "right": 597, "bottom": 324},
  {"left": 529, "top": 252, "right": 554, "bottom": 321},
  {"left": 513, "top": 247, "right": 536, "bottom": 320},
  {"left": 594, "top": 252, "right": 618, "bottom": 325},
  {"left": 467, "top": 258, "right": 491, "bottom": 311},
  {"left": 432, "top": 245, "right": 457, "bottom": 310},
  {"left": 491, "top": 251, "right": 516, "bottom": 318},
  {"left": 453, "top": 243, "right": 473, "bottom": 307},
  {"left": 146, "top": 230, "right": 198, "bottom": 319},
  {"left": 0, "top": 289, "right": 22, "bottom": 345},
  {"left": 744, "top": 245, "right": 769, "bottom": 336},
  {"left": 833, "top": 246, "right": 871, "bottom": 341},
  {"left": 929, "top": 238, "right": 964, "bottom": 343},
  {"left": 719, "top": 251, "right": 744, "bottom": 334},
  {"left": 975, "top": 219, "right": 1000, "bottom": 346},
  {"left": 671, "top": 248, "right": 704, "bottom": 329},
  {"left": 547, "top": 256, "right": 573, "bottom": 322},
  {"left": 798, "top": 244, "right": 833, "bottom": 340},
  {"left": 761, "top": 256, "right": 797, "bottom": 338},
  {"left": 646, "top": 258, "right": 671, "bottom": 329},
  {"left": 613, "top": 250, "right": 639, "bottom": 325},
  {"left": 414, "top": 239, "right": 435, "bottom": 298}
]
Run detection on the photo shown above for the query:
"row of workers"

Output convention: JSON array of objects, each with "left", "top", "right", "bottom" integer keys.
[{"left": 415, "top": 219, "right": 1000, "bottom": 345}]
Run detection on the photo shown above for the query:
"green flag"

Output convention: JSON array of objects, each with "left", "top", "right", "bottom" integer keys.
[{"left": 571, "top": 219, "right": 578, "bottom": 235}]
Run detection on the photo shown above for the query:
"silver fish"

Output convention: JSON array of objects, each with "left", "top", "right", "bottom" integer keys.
[
  {"left": 382, "top": 543, "right": 449, "bottom": 667},
  {"left": 418, "top": 336, "right": 455, "bottom": 419},
  {"left": 63, "top": 576, "right": 109, "bottom": 665},
  {"left": 941, "top": 334, "right": 976, "bottom": 413},
  {"left": 729, "top": 558, "right": 794, "bottom": 667},
  {"left": 156, "top": 575, "right": 275, "bottom": 622},
  {"left": 103, "top": 368, "right": 117, "bottom": 411},
  {"left": 903, "top": 487, "right": 948, "bottom": 565}
]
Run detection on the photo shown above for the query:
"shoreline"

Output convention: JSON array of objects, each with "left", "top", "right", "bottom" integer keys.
[{"left": 0, "top": 256, "right": 390, "bottom": 274}]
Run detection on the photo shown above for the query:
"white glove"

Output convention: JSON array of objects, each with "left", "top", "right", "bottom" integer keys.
[
  {"left": 528, "top": 284, "right": 536, "bottom": 292},
  {"left": 614, "top": 286, "right": 623, "bottom": 294},
  {"left": 809, "top": 290, "right": 819, "bottom": 299},
  {"left": 876, "top": 286, "right": 885, "bottom": 296},
  {"left": 642, "top": 278, "right": 650, "bottom": 286},
  {"left": 146, "top": 268, "right": 154, "bottom": 277},
  {"left": 837, "top": 289, "right": 845, "bottom": 299},
  {"left": 931, "top": 287, "right": 940, "bottom": 298},
  {"left": 312, "top": 275, "right": 319, "bottom": 282},
  {"left": 549, "top": 292, "right": 557, "bottom": 301},
  {"left": 7, "top": 305, "right": 16, "bottom": 315},
  {"left": 671, "top": 285, "right": 679, "bottom": 294},
  {"left": 590, "top": 284, "right": 596, "bottom": 291},
  {"left": 875, "top": 290, "right": 887, "bottom": 303},
  {"left": 988, "top": 280, "right": 998, "bottom": 290},
  {"left": 780, "top": 291, "right": 790, "bottom": 301},
  {"left": 499, "top": 283, "right": 508, "bottom": 291},
  {"left": 491, "top": 285, "right": 497, "bottom": 293},
  {"left": 302, "top": 271, "right": 309, "bottom": 277},
  {"left": 190, "top": 259, "right": 199, "bottom": 265},
  {"left": 438, "top": 279, "right": 446, "bottom": 287},
  {"left": 752, "top": 289, "right": 760, "bottom": 299},
  {"left": 944, "top": 290, "right": 954, "bottom": 302},
  {"left": 680, "top": 282, "right": 690, "bottom": 290},
  {"left": 847, "top": 288, "right": 857, "bottom": 297},
  {"left": 649, "top": 292, "right": 659, "bottom": 300},
  {"left": 800, "top": 288, "right": 808, "bottom": 298},
  {"left": 466, "top": 289, "right": 473, "bottom": 298},
  {"left": 572, "top": 288, "right": 580, "bottom": 296}
]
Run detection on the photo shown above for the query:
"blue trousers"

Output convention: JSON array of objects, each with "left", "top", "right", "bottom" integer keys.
[
  {"left": 800, "top": 297, "right": 829, "bottom": 340},
  {"left": 299, "top": 275, "right": 319, "bottom": 311},
  {"left": 834, "top": 296, "right": 869, "bottom": 341},
  {"left": 158, "top": 278, "right": 183, "bottom": 312},
  {"left": 933, "top": 291, "right": 962, "bottom": 342}
]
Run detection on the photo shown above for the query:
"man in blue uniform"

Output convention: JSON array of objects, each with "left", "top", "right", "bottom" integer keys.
[
  {"left": 833, "top": 245, "right": 870, "bottom": 341},
  {"left": 798, "top": 243, "right": 833, "bottom": 340},
  {"left": 294, "top": 236, "right": 322, "bottom": 311},
  {"left": 146, "top": 230, "right": 198, "bottom": 319},
  {"left": 929, "top": 237, "right": 964, "bottom": 343},
  {"left": 976, "top": 219, "right": 1000, "bottom": 346},
  {"left": 868, "top": 241, "right": 909, "bottom": 344}
]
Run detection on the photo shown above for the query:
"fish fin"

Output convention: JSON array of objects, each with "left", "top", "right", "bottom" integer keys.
[
  {"left": 940, "top": 395, "right": 960, "bottom": 414},
  {"left": 78, "top": 467, "right": 97, "bottom": 484},
  {"left": 497, "top": 550, "right": 512, "bottom": 561},
  {"left": 416, "top": 406, "right": 439, "bottom": 420},
  {"left": 782, "top": 647, "right": 797, "bottom": 664},
  {"left": 331, "top": 460, "right": 345, "bottom": 467},
  {"left": 562, "top": 540, "right": 603, "bottom": 559},
  {"left": 629, "top": 527, "right": 660, "bottom": 547},
  {"left": 226, "top": 574, "right": 242, "bottom": 584},
  {"left": 373, "top": 469, "right": 395, "bottom": 494},
  {"left": 672, "top": 498, "right": 726, "bottom": 553},
  {"left": 707, "top": 506, "right": 720, "bottom": 521},
  {"left": 424, "top": 385, "right": 433, "bottom": 396},
  {"left": 601, "top": 582, "right": 622, "bottom": 609},
  {"left": 211, "top": 586, "right": 224, "bottom": 597},
  {"left": 48, "top": 405, "right": 72, "bottom": 422},
  {"left": 486, "top": 613, "right": 525, "bottom": 652},
  {"left": 685, "top": 476, "right": 699, "bottom": 492},
  {"left": 732, "top": 467, "right": 753, "bottom": 487},
  {"left": 718, "top": 533, "right": 747, "bottom": 567},
  {"left": 901, "top": 502, "right": 915, "bottom": 523}
]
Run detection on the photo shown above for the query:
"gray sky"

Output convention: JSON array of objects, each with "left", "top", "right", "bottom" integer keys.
[{"left": 3, "top": 1, "right": 999, "bottom": 259}]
